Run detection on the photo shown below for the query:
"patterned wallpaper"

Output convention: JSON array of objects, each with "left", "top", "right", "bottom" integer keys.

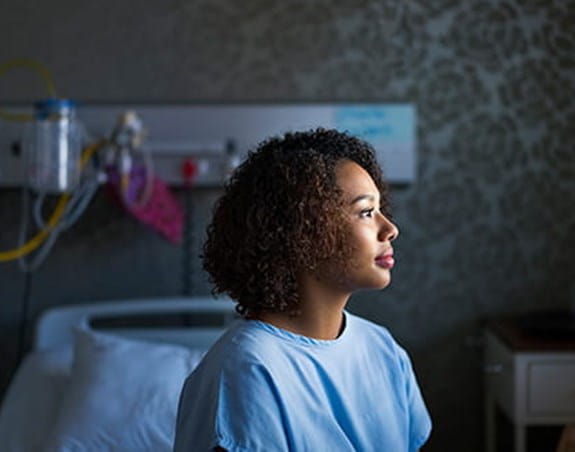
[{"left": 0, "top": 0, "right": 574, "bottom": 450}]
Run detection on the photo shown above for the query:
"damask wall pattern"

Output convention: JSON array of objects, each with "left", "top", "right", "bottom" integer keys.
[{"left": 0, "top": 0, "right": 574, "bottom": 450}]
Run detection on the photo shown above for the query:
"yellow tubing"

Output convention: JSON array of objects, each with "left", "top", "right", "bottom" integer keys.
[
  {"left": 0, "top": 59, "right": 58, "bottom": 122},
  {"left": 0, "top": 141, "right": 106, "bottom": 262}
]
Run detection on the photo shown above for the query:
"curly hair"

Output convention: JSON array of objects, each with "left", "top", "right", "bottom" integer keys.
[{"left": 203, "top": 128, "right": 391, "bottom": 318}]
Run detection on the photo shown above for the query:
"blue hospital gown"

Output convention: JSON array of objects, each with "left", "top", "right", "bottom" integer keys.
[{"left": 174, "top": 312, "right": 431, "bottom": 452}]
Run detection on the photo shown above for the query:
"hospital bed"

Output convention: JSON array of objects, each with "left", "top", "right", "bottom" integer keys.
[{"left": 0, "top": 296, "right": 236, "bottom": 452}]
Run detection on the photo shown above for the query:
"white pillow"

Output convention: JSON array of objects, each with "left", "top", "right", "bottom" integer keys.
[{"left": 47, "top": 328, "right": 205, "bottom": 452}]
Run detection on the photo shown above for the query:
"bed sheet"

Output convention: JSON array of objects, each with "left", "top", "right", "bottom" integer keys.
[{"left": 0, "top": 346, "right": 72, "bottom": 452}]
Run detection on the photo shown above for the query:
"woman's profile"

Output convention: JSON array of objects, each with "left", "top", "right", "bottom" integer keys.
[{"left": 174, "top": 128, "right": 431, "bottom": 451}]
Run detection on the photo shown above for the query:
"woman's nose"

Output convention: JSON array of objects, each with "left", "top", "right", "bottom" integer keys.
[{"left": 378, "top": 215, "right": 399, "bottom": 242}]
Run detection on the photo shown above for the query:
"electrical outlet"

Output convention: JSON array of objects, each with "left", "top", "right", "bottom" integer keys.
[{"left": 0, "top": 118, "right": 27, "bottom": 187}]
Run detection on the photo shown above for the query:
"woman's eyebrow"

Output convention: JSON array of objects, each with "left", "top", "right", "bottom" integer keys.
[{"left": 350, "top": 194, "right": 376, "bottom": 205}]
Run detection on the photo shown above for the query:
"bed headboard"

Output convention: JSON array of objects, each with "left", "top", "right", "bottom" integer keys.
[{"left": 34, "top": 296, "right": 237, "bottom": 351}]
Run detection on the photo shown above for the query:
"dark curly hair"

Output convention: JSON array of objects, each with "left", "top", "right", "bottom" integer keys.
[{"left": 203, "top": 128, "right": 391, "bottom": 318}]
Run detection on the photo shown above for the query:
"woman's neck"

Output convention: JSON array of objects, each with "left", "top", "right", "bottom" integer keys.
[{"left": 258, "top": 274, "right": 350, "bottom": 340}]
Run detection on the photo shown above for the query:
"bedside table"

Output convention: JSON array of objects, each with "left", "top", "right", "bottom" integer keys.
[{"left": 484, "top": 316, "right": 575, "bottom": 452}]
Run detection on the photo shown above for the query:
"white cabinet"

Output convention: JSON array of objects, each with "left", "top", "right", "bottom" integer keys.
[{"left": 484, "top": 321, "right": 575, "bottom": 452}]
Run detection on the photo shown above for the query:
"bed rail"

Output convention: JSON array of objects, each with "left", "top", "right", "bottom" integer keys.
[{"left": 34, "top": 296, "right": 236, "bottom": 351}]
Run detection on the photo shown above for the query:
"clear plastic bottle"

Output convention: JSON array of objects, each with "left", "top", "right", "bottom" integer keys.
[{"left": 28, "top": 99, "right": 82, "bottom": 193}]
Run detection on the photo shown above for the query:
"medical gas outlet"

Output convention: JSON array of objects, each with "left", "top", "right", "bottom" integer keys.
[{"left": 148, "top": 143, "right": 238, "bottom": 187}]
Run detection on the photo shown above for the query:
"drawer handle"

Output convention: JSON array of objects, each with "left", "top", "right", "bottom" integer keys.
[{"left": 484, "top": 363, "right": 504, "bottom": 374}]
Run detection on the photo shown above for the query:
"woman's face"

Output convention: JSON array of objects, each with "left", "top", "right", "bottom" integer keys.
[{"left": 316, "top": 159, "right": 399, "bottom": 293}]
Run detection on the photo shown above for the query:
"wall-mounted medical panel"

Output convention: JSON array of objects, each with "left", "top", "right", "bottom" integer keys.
[{"left": 0, "top": 103, "right": 416, "bottom": 187}]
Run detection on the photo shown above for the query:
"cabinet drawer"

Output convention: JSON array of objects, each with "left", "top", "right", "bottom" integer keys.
[{"left": 528, "top": 362, "right": 575, "bottom": 415}]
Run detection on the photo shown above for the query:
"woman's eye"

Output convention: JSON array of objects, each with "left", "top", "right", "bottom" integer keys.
[{"left": 360, "top": 208, "right": 375, "bottom": 218}]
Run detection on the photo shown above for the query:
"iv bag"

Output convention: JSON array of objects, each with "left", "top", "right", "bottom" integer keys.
[{"left": 27, "top": 99, "right": 83, "bottom": 193}]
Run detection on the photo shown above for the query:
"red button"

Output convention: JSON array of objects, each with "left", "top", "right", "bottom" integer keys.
[{"left": 182, "top": 158, "right": 198, "bottom": 185}]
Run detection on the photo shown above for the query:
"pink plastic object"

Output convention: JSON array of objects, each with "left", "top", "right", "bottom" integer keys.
[{"left": 106, "top": 164, "right": 183, "bottom": 244}]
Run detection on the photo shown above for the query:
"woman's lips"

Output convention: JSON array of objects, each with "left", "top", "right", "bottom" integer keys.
[{"left": 375, "top": 254, "right": 395, "bottom": 269}]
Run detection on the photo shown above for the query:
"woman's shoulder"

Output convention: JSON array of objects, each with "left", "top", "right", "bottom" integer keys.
[
  {"left": 346, "top": 311, "right": 395, "bottom": 342},
  {"left": 200, "top": 320, "right": 284, "bottom": 372},
  {"left": 345, "top": 312, "right": 409, "bottom": 360}
]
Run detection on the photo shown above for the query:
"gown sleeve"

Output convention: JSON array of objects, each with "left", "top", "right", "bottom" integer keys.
[
  {"left": 215, "top": 360, "right": 291, "bottom": 452},
  {"left": 174, "top": 357, "right": 290, "bottom": 452},
  {"left": 397, "top": 346, "right": 432, "bottom": 451}
]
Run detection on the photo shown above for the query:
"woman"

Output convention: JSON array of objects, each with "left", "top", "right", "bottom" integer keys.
[{"left": 174, "top": 128, "right": 431, "bottom": 451}]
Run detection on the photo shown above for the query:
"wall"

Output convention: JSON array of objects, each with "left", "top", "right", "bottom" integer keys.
[{"left": 1, "top": 0, "right": 574, "bottom": 450}]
